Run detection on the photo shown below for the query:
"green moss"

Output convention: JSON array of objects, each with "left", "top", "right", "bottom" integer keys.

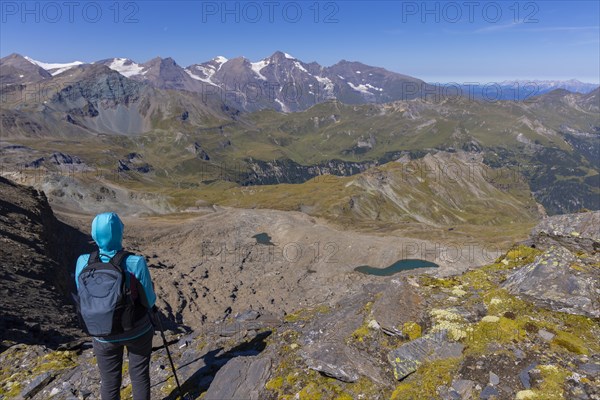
[
  {"left": 266, "top": 353, "right": 382, "bottom": 399},
  {"left": 506, "top": 245, "right": 541, "bottom": 264},
  {"left": 0, "top": 381, "right": 22, "bottom": 397},
  {"left": 420, "top": 275, "right": 461, "bottom": 288},
  {"left": 298, "top": 382, "right": 323, "bottom": 400},
  {"left": 552, "top": 331, "right": 588, "bottom": 355},
  {"left": 120, "top": 384, "right": 133, "bottom": 400},
  {"left": 402, "top": 322, "right": 422, "bottom": 340},
  {"left": 122, "top": 361, "right": 129, "bottom": 376},
  {"left": 350, "top": 323, "right": 372, "bottom": 343},
  {"left": 390, "top": 357, "right": 462, "bottom": 400},
  {"left": 34, "top": 350, "right": 78, "bottom": 373},
  {"left": 265, "top": 376, "right": 284, "bottom": 391},
  {"left": 161, "top": 375, "right": 176, "bottom": 395},
  {"left": 482, "top": 288, "right": 532, "bottom": 316},
  {"left": 284, "top": 305, "right": 331, "bottom": 323},
  {"left": 0, "top": 349, "right": 78, "bottom": 397},
  {"left": 459, "top": 268, "right": 494, "bottom": 291},
  {"left": 529, "top": 365, "right": 570, "bottom": 400},
  {"left": 466, "top": 316, "right": 522, "bottom": 354}
]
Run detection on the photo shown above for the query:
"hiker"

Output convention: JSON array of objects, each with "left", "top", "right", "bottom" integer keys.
[{"left": 74, "top": 212, "right": 157, "bottom": 400}]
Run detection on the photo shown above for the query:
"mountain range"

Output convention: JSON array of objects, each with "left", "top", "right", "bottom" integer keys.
[
  {"left": 2, "top": 51, "right": 431, "bottom": 112},
  {"left": 0, "top": 51, "right": 599, "bottom": 216},
  {"left": 3, "top": 52, "right": 597, "bottom": 112}
]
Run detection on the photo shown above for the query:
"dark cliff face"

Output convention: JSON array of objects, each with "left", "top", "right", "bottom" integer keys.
[
  {"left": 240, "top": 151, "right": 418, "bottom": 185},
  {"left": 242, "top": 158, "right": 378, "bottom": 185},
  {"left": 0, "top": 176, "right": 92, "bottom": 348}
]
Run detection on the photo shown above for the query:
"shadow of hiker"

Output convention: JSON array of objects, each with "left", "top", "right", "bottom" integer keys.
[{"left": 162, "top": 330, "right": 272, "bottom": 400}]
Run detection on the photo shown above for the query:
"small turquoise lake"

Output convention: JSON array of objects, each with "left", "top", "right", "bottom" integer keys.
[{"left": 354, "top": 259, "right": 439, "bottom": 276}]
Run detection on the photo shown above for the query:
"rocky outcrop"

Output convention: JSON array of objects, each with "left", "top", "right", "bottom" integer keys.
[
  {"left": 117, "top": 152, "right": 153, "bottom": 173},
  {"left": 243, "top": 158, "right": 378, "bottom": 185},
  {"left": 371, "top": 280, "right": 425, "bottom": 336},
  {"left": 186, "top": 142, "right": 211, "bottom": 161},
  {"left": 502, "top": 211, "right": 600, "bottom": 318},
  {"left": 0, "top": 177, "right": 91, "bottom": 348},
  {"left": 203, "top": 356, "right": 272, "bottom": 400},
  {"left": 531, "top": 211, "right": 600, "bottom": 254},
  {"left": 1, "top": 182, "right": 599, "bottom": 400},
  {"left": 387, "top": 330, "right": 465, "bottom": 380},
  {"left": 297, "top": 287, "right": 386, "bottom": 384},
  {"left": 503, "top": 246, "right": 599, "bottom": 317}
]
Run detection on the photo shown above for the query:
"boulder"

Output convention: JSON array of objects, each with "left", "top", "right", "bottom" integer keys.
[
  {"left": 387, "top": 330, "right": 464, "bottom": 380},
  {"left": 371, "top": 279, "right": 425, "bottom": 336},
  {"left": 203, "top": 356, "right": 271, "bottom": 400},
  {"left": 303, "top": 342, "right": 360, "bottom": 382},
  {"left": 502, "top": 246, "right": 599, "bottom": 318}
]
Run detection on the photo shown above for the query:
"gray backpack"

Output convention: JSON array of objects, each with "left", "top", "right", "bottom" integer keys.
[{"left": 74, "top": 250, "right": 136, "bottom": 337}]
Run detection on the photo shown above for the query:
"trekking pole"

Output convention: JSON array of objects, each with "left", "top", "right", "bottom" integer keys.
[{"left": 153, "top": 307, "right": 183, "bottom": 398}]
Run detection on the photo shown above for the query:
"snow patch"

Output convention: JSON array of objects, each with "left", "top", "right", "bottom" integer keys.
[
  {"left": 337, "top": 75, "right": 345, "bottom": 80},
  {"left": 19, "top": 74, "right": 24, "bottom": 78},
  {"left": 294, "top": 61, "right": 307, "bottom": 73},
  {"left": 275, "top": 98, "right": 289, "bottom": 112},
  {"left": 191, "top": 64, "right": 217, "bottom": 82},
  {"left": 185, "top": 69, "right": 215, "bottom": 85},
  {"left": 365, "top": 83, "right": 383, "bottom": 92},
  {"left": 214, "top": 56, "right": 228, "bottom": 64},
  {"left": 315, "top": 76, "right": 334, "bottom": 93},
  {"left": 356, "top": 71, "right": 361, "bottom": 74},
  {"left": 347, "top": 82, "right": 371, "bottom": 95},
  {"left": 251, "top": 59, "right": 269, "bottom": 80},
  {"left": 25, "top": 56, "right": 84, "bottom": 75},
  {"left": 107, "top": 58, "right": 146, "bottom": 77},
  {"left": 347, "top": 82, "right": 383, "bottom": 94},
  {"left": 284, "top": 53, "right": 296, "bottom": 59}
]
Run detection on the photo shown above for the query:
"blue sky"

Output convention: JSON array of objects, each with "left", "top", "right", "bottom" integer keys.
[{"left": 1, "top": 1, "right": 599, "bottom": 83}]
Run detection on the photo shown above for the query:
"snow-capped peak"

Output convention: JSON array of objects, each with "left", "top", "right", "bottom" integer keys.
[
  {"left": 107, "top": 58, "right": 146, "bottom": 77},
  {"left": 284, "top": 52, "right": 296, "bottom": 59},
  {"left": 24, "top": 56, "right": 84, "bottom": 75},
  {"left": 214, "top": 56, "right": 228, "bottom": 64}
]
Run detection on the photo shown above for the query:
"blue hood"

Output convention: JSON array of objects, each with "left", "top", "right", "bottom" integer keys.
[{"left": 91, "top": 212, "right": 124, "bottom": 256}]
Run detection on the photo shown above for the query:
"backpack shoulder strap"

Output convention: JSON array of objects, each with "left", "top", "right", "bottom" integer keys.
[
  {"left": 88, "top": 250, "right": 100, "bottom": 264},
  {"left": 109, "top": 250, "right": 132, "bottom": 271}
]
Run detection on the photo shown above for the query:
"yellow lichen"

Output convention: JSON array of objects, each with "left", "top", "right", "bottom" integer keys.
[
  {"left": 430, "top": 309, "right": 467, "bottom": 341},
  {"left": 451, "top": 286, "right": 468, "bottom": 297},
  {"left": 516, "top": 390, "right": 537, "bottom": 399},
  {"left": 284, "top": 305, "right": 331, "bottom": 323},
  {"left": 402, "top": 322, "right": 422, "bottom": 340},
  {"left": 482, "top": 315, "right": 500, "bottom": 323}
]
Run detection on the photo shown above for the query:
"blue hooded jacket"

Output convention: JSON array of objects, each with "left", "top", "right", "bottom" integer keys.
[{"left": 75, "top": 212, "right": 156, "bottom": 342}]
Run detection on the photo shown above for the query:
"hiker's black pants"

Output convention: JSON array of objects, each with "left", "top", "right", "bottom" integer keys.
[{"left": 92, "top": 328, "right": 154, "bottom": 400}]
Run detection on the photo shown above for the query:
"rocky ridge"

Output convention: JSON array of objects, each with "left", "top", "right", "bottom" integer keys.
[{"left": 1, "top": 203, "right": 598, "bottom": 399}]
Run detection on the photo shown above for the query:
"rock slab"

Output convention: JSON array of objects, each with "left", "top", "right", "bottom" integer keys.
[
  {"left": 387, "top": 331, "right": 464, "bottom": 380},
  {"left": 203, "top": 356, "right": 271, "bottom": 400}
]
